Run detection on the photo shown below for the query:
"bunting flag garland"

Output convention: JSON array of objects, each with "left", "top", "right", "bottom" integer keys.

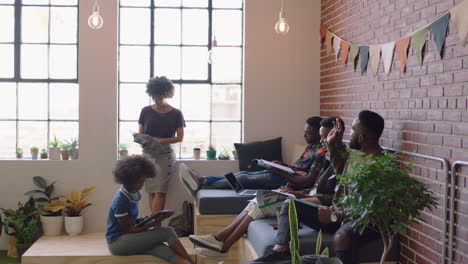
[
  {"left": 333, "top": 35, "right": 342, "bottom": 61},
  {"left": 430, "top": 13, "right": 450, "bottom": 56},
  {"left": 320, "top": 0, "right": 468, "bottom": 76},
  {"left": 360, "top": 46, "right": 370, "bottom": 75},
  {"left": 395, "top": 37, "right": 411, "bottom": 73},
  {"left": 341, "top": 41, "right": 350, "bottom": 65},
  {"left": 349, "top": 44, "right": 360, "bottom": 70},
  {"left": 326, "top": 31, "right": 334, "bottom": 56},
  {"left": 381, "top": 42, "right": 395, "bottom": 75},
  {"left": 450, "top": 0, "right": 468, "bottom": 46},
  {"left": 369, "top": 45, "right": 381, "bottom": 75}
]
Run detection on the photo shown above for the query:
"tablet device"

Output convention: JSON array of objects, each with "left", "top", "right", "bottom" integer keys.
[{"left": 135, "top": 210, "right": 174, "bottom": 227}]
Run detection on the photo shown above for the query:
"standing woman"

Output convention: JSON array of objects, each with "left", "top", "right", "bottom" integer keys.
[{"left": 138, "top": 76, "right": 185, "bottom": 213}]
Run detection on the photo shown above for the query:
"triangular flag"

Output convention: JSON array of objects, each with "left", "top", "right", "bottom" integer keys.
[
  {"left": 360, "top": 46, "right": 370, "bottom": 75},
  {"left": 451, "top": 0, "right": 468, "bottom": 46},
  {"left": 395, "top": 37, "right": 411, "bottom": 73},
  {"left": 411, "top": 27, "right": 429, "bottom": 65},
  {"left": 349, "top": 44, "right": 360, "bottom": 70},
  {"left": 430, "top": 13, "right": 450, "bottom": 57},
  {"left": 369, "top": 45, "right": 381, "bottom": 76},
  {"left": 326, "top": 31, "right": 334, "bottom": 56},
  {"left": 341, "top": 41, "right": 350, "bottom": 65},
  {"left": 381, "top": 41, "right": 395, "bottom": 75},
  {"left": 333, "top": 35, "right": 342, "bottom": 62},
  {"left": 320, "top": 24, "right": 327, "bottom": 43}
]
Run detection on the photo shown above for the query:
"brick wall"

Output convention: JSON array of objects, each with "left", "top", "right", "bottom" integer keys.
[{"left": 320, "top": 0, "right": 468, "bottom": 263}]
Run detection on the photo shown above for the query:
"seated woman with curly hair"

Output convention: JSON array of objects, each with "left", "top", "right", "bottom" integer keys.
[{"left": 106, "top": 155, "right": 194, "bottom": 264}]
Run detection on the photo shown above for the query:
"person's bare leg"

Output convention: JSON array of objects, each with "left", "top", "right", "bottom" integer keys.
[
  {"left": 272, "top": 243, "right": 289, "bottom": 252},
  {"left": 170, "top": 240, "right": 195, "bottom": 264},
  {"left": 221, "top": 215, "right": 255, "bottom": 252},
  {"left": 151, "top": 192, "right": 166, "bottom": 213},
  {"left": 174, "top": 257, "right": 192, "bottom": 264},
  {"left": 148, "top": 193, "right": 155, "bottom": 212},
  {"left": 214, "top": 210, "right": 250, "bottom": 241}
]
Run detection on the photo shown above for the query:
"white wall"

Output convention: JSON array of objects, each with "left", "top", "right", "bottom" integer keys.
[{"left": 0, "top": 0, "right": 320, "bottom": 249}]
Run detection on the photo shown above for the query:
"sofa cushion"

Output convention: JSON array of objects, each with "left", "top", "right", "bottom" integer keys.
[
  {"left": 234, "top": 137, "right": 283, "bottom": 172},
  {"left": 196, "top": 189, "right": 251, "bottom": 215},
  {"left": 247, "top": 217, "right": 400, "bottom": 262}
]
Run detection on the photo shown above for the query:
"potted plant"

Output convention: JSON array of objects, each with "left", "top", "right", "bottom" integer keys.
[
  {"left": 16, "top": 148, "right": 23, "bottom": 159},
  {"left": 40, "top": 148, "right": 48, "bottom": 159},
  {"left": 60, "top": 143, "right": 72, "bottom": 160},
  {"left": 62, "top": 186, "right": 96, "bottom": 236},
  {"left": 118, "top": 144, "right": 128, "bottom": 158},
  {"left": 337, "top": 152, "right": 438, "bottom": 264},
  {"left": 48, "top": 136, "right": 61, "bottom": 160},
  {"left": 206, "top": 144, "right": 217, "bottom": 160},
  {"left": 30, "top": 146, "right": 39, "bottom": 160},
  {"left": 193, "top": 147, "right": 201, "bottom": 160},
  {"left": 66, "top": 138, "right": 79, "bottom": 160},
  {"left": 24, "top": 176, "right": 63, "bottom": 236},
  {"left": 217, "top": 148, "right": 230, "bottom": 160}
]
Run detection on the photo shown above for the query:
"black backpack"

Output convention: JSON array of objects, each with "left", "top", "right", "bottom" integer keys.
[{"left": 168, "top": 201, "right": 194, "bottom": 237}]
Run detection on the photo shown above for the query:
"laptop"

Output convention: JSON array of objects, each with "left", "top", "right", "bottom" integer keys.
[{"left": 224, "top": 172, "right": 257, "bottom": 196}]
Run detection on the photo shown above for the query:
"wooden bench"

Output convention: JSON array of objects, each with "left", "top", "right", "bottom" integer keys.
[{"left": 22, "top": 232, "right": 195, "bottom": 264}]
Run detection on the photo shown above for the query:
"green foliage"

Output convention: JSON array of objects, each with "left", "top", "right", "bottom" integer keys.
[
  {"left": 30, "top": 146, "right": 39, "bottom": 151},
  {"left": 315, "top": 229, "right": 329, "bottom": 257},
  {"left": 24, "top": 176, "right": 60, "bottom": 216},
  {"left": 208, "top": 144, "right": 216, "bottom": 151},
  {"left": 60, "top": 143, "right": 72, "bottom": 151},
  {"left": 40, "top": 148, "right": 47, "bottom": 156},
  {"left": 16, "top": 148, "right": 23, "bottom": 155},
  {"left": 48, "top": 135, "right": 60, "bottom": 148},
  {"left": 218, "top": 149, "right": 230, "bottom": 160},
  {"left": 65, "top": 138, "right": 79, "bottom": 150},
  {"left": 118, "top": 144, "right": 128, "bottom": 150},
  {"left": 288, "top": 199, "right": 300, "bottom": 264},
  {"left": 0, "top": 197, "right": 42, "bottom": 244}
]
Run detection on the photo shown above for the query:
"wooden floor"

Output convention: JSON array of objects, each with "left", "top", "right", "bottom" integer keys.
[{"left": 22, "top": 232, "right": 195, "bottom": 264}]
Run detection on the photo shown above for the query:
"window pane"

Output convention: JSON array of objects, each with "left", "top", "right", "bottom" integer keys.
[
  {"left": 0, "top": 44, "right": 14, "bottom": 78},
  {"left": 120, "top": 46, "right": 150, "bottom": 82},
  {"left": 154, "top": 8, "right": 181, "bottom": 44},
  {"left": 214, "top": 10, "right": 242, "bottom": 46},
  {"left": 120, "top": 84, "right": 149, "bottom": 120},
  {"left": 182, "top": 47, "right": 208, "bottom": 80},
  {"left": 0, "top": 1, "right": 14, "bottom": 4},
  {"left": 22, "top": 6, "right": 49, "bottom": 43},
  {"left": 50, "top": 7, "right": 77, "bottom": 44},
  {"left": 182, "top": 9, "right": 208, "bottom": 45},
  {"left": 212, "top": 47, "right": 242, "bottom": 83},
  {"left": 181, "top": 84, "right": 210, "bottom": 120},
  {"left": 120, "top": 7, "right": 150, "bottom": 44},
  {"left": 166, "top": 84, "right": 180, "bottom": 109},
  {"left": 119, "top": 121, "right": 141, "bottom": 155},
  {"left": 154, "top": 46, "right": 181, "bottom": 80},
  {"left": 212, "top": 122, "right": 241, "bottom": 154},
  {"left": 21, "top": 44, "right": 48, "bottom": 78},
  {"left": 18, "top": 121, "right": 48, "bottom": 155},
  {"left": 155, "top": 0, "right": 181, "bottom": 7},
  {"left": 213, "top": 0, "right": 242, "bottom": 8},
  {"left": 50, "top": 83, "right": 78, "bottom": 120},
  {"left": 49, "top": 121, "right": 78, "bottom": 144},
  {"left": 50, "top": 45, "right": 77, "bottom": 79},
  {"left": 51, "top": 0, "right": 78, "bottom": 5},
  {"left": 0, "top": 121, "right": 16, "bottom": 158},
  {"left": 22, "top": 0, "right": 48, "bottom": 4},
  {"left": 212, "top": 85, "right": 241, "bottom": 120},
  {"left": 120, "top": 0, "right": 150, "bottom": 7},
  {"left": 0, "top": 83, "right": 16, "bottom": 119},
  {"left": 18, "top": 83, "right": 48, "bottom": 120},
  {"left": 0, "top": 6, "right": 14, "bottom": 42},
  {"left": 181, "top": 122, "right": 209, "bottom": 158},
  {"left": 183, "top": 0, "right": 208, "bottom": 7}
]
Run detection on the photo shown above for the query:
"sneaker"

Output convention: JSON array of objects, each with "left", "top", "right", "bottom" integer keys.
[
  {"left": 195, "top": 247, "right": 227, "bottom": 259},
  {"left": 247, "top": 249, "right": 291, "bottom": 263},
  {"left": 179, "top": 163, "right": 202, "bottom": 195},
  {"left": 189, "top": 234, "right": 223, "bottom": 252}
]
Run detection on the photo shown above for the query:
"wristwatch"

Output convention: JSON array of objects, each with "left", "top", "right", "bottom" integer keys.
[{"left": 330, "top": 207, "right": 338, "bottom": 222}]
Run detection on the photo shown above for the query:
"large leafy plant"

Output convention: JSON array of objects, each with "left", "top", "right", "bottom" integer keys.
[
  {"left": 337, "top": 152, "right": 437, "bottom": 264},
  {"left": 0, "top": 197, "right": 42, "bottom": 245},
  {"left": 24, "top": 176, "right": 61, "bottom": 216},
  {"left": 44, "top": 186, "right": 96, "bottom": 217}
]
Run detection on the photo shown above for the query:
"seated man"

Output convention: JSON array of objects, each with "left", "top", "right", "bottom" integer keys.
[
  {"left": 180, "top": 116, "right": 325, "bottom": 194},
  {"left": 189, "top": 117, "right": 340, "bottom": 258}
]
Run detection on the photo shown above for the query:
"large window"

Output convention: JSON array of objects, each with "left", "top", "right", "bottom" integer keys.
[
  {"left": 0, "top": 0, "right": 79, "bottom": 159},
  {"left": 119, "top": 0, "right": 244, "bottom": 158}
]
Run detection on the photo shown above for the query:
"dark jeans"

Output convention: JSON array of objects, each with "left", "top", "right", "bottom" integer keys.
[
  {"left": 202, "top": 170, "right": 288, "bottom": 190},
  {"left": 334, "top": 222, "right": 381, "bottom": 264},
  {"left": 276, "top": 200, "right": 341, "bottom": 244}
]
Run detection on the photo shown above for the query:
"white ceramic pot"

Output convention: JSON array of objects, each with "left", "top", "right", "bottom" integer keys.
[
  {"left": 40, "top": 215, "right": 64, "bottom": 236},
  {"left": 65, "top": 216, "right": 83, "bottom": 236},
  {"left": 70, "top": 149, "right": 79, "bottom": 160},
  {"left": 49, "top": 147, "right": 61, "bottom": 160}
]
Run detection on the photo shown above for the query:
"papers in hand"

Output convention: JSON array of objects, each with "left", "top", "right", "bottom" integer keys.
[
  {"left": 256, "top": 189, "right": 296, "bottom": 208},
  {"left": 256, "top": 159, "right": 295, "bottom": 174}
]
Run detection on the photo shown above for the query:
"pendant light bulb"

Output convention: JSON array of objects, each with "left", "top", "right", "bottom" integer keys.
[
  {"left": 275, "top": 0, "right": 289, "bottom": 35},
  {"left": 207, "top": 37, "right": 218, "bottom": 65},
  {"left": 88, "top": 1, "right": 104, "bottom": 30}
]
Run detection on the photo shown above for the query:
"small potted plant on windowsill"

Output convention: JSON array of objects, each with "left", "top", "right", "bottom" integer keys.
[
  {"left": 66, "top": 138, "right": 79, "bottom": 160},
  {"left": 48, "top": 136, "right": 61, "bottom": 160},
  {"left": 206, "top": 144, "right": 217, "bottom": 160},
  {"left": 60, "top": 143, "right": 72, "bottom": 160},
  {"left": 16, "top": 148, "right": 23, "bottom": 159},
  {"left": 30, "top": 146, "right": 39, "bottom": 160},
  {"left": 218, "top": 148, "right": 230, "bottom": 160},
  {"left": 118, "top": 144, "right": 128, "bottom": 158},
  {"left": 40, "top": 148, "right": 48, "bottom": 159}
]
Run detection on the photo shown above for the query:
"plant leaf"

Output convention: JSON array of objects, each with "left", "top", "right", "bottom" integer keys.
[{"left": 33, "top": 176, "right": 47, "bottom": 189}]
